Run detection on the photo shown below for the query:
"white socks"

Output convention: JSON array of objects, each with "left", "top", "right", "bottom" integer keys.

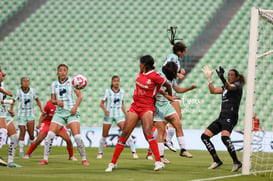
[
  {"left": 0, "top": 128, "right": 7, "bottom": 149},
  {"left": 166, "top": 127, "right": 175, "bottom": 142},
  {"left": 74, "top": 134, "right": 86, "bottom": 161},
  {"left": 43, "top": 131, "right": 56, "bottom": 161},
  {"left": 98, "top": 137, "right": 106, "bottom": 154},
  {"left": 126, "top": 136, "right": 136, "bottom": 153},
  {"left": 19, "top": 140, "right": 25, "bottom": 153},
  {"left": 8, "top": 134, "right": 17, "bottom": 163},
  {"left": 158, "top": 142, "right": 164, "bottom": 156},
  {"left": 177, "top": 136, "right": 186, "bottom": 149}
]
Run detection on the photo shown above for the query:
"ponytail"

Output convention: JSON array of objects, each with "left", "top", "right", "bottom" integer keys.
[{"left": 167, "top": 26, "right": 186, "bottom": 54}]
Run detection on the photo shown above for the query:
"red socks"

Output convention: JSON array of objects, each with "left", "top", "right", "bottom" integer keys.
[
  {"left": 67, "top": 146, "right": 74, "bottom": 157},
  {"left": 146, "top": 135, "right": 161, "bottom": 162},
  {"left": 26, "top": 143, "right": 37, "bottom": 155},
  {"left": 111, "top": 137, "right": 127, "bottom": 164}
]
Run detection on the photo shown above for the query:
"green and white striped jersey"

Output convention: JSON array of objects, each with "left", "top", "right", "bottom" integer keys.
[
  {"left": 163, "top": 53, "right": 181, "bottom": 72},
  {"left": 156, "top": 71, "right": 177, "bottom": 103},
  {"left": 13, "top": 87, "right": 38, "bottom": 117},
  {"left": 51, "top": 77, "right": 75, "bottom": 112},
  {"left": 101, "top": 88, "right": 125, "bottom": 117}
]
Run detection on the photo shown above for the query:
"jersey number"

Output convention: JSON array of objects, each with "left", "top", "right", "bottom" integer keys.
[{"left": 59, "top": 89, "right": 67, "bottom": 96}]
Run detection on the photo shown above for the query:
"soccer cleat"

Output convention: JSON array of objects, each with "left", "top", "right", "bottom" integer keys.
[
  {"left": 180, "top": 149, "right": 193, "bottom": 158},
  {"left": 7, "top": 162, "right": 22, "bottom": 168},
  {"left": 132, "top": 153, "right": 139, "bottom": 159},
  {"left": 96, "top": 153, "right": 103, "bottom": 159},
  {"left": 24, "top": 155, "right": 30, "bottom": 159},
  {"left": 164, "top": 141, "right": 176, "bottom": 152},
  {"left": 161, "top": 157, "right": 171, "bottom": 164},
  {"left": 105, "top": 163, "right": 117, "bottom": 172},
  {"left": 208, "top": 161, "right": 223, "bottom": 169},
  {"left": 38, "top": 159, "right": 48, "bottom": 165},
  {"left": 82, "top": 160, "right": 89, "bottom": 166},
  {"left": 154, "top": 161, "right": 165, "bottom": 171},
  {"left": 69, "top": 156, "right": 78, "bottom": 161},
  {"left": 19, "top": 152, "right": 24, "bottom": 158},
  {"left": 231, "top": 162, "right": 242, "bottom": 172},
  {"left": 0, "top": 157, "right": 7, "bottom": 167},
  {"left": 146, "top": 155, "right": 153, "bottom": 160}
]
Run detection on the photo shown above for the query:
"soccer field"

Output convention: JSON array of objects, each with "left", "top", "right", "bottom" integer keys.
[{"left": 0, "top": 145, "right": 269, "bottom": 181}]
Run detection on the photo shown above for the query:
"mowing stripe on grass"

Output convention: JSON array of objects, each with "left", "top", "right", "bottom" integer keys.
[{"left": 191, "top": 173, "right": 243, "bottom": 181}]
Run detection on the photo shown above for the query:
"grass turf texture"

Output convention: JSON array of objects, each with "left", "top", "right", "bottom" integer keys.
[{"left": 0, "top": 145, "right": 271, "bottom": 181}]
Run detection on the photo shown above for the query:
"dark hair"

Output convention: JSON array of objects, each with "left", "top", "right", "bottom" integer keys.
[
  {"left": 230, "top": 69, "right": 246, "bottom": 86},
  {"left": 140, "top": 55, "right": 155, "bottom": 72},
  {"left": 57, "top": 64, "right": 68, "bottom": 71},
  {"left": 162, "top": 62, "right": 178, "bottom": 81},
  {"left": 21, "top": 77, "right": 29, "bottom": 83},
  {"left": 167, "top": 26, "right": 187, "bottom": 54},
  {"left": 111, "top": 75, "right": 120, "bottom": 88}
]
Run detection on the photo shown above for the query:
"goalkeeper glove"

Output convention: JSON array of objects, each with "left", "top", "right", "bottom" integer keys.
[
  {"left": 202, "top": 65, "right": 214, "bottom": 83},
  {"left": 216, "top": 66, "right": 227, "bottom": 85}
]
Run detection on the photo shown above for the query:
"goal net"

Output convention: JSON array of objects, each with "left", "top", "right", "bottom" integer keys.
[{"left": 243, "top": 7, "right": 273, "bottom": 177}]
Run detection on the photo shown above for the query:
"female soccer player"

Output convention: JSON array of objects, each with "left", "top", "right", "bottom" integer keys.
[
  {"left": 0, "top": 66, "right": 17, "bottom": 167},
  {"left": 105, "top": 55, "right": 172, "bottom": 172},
  {"left": 38, "top": 64, "right": 88, "bottom": 165},
  {"left": 12, "top": 77, "right": 43, "bottom": 158},
  {"left": 153, "top": 62, "right": 196, "bottom": 164},
  {"left": 161, "top": 27, "right": 195, "bottom": 157},
  {"left": 201, "top": 65, "right": 245, "bottom": 172},
  {"left": 97, "top": 75, "right": 138, "bottom": 159},
  {"left": 25, "top": 100, "right": 77, "bottom": 161}
]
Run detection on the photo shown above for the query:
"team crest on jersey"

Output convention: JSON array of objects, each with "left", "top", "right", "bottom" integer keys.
[{"left": 146, "top": 79, "right": 151, "bottom": 84}]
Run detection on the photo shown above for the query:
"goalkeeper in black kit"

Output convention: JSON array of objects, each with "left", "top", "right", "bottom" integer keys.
[{"left": 201, "top": 65, "right": 245, "bottom": 172}]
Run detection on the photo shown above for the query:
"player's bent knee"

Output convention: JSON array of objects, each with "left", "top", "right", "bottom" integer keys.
[{"left": 201, "top": 133, "right": 210, "bottom": 141}]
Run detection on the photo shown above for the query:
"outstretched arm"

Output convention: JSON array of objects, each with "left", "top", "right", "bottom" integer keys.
[{"left": 173, "top": 84, "right": 197, "bottom": 93}]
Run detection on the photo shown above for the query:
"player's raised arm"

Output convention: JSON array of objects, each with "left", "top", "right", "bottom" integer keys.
[{"left": 202, "top": 65, "right": 223, "bottom": 94}]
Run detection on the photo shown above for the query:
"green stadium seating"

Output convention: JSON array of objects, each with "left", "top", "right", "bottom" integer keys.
[{"left": 1, "top": 0, "right": 272, "bottom": 130}]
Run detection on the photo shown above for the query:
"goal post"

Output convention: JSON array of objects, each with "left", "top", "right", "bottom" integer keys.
[{"left": 242, "top": 7, "right": 273, "bottom": 175}]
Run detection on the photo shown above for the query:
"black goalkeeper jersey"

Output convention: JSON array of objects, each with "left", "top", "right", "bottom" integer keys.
[{"left": 220, "top": 81, "right": 242, "bottom": 115}]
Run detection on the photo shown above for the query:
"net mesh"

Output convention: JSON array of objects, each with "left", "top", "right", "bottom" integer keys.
[{"left": 251, "top": 9, "right": 273, "bottom": 177}]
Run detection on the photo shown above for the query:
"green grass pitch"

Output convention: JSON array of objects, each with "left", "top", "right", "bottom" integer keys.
[{"left": 0, "top": 145, "right": 271, "bottom": 181}]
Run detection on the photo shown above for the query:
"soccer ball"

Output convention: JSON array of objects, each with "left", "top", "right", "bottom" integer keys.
[{"left": 72, "top": 74, "right": 87, "bottom": 90}]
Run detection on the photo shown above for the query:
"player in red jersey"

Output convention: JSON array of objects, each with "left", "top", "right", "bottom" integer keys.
[
  {"left": 24, "top": 100, "right": 77, "bottom": 160},
  {"left": 253, "top": 113, "right": 263, "bottom": 132},
  {"left": 105, "top": 55, "right": 173, "bottom": 172}
]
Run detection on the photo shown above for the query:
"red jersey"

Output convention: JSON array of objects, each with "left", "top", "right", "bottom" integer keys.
[
  {"left": 132, "top": 70, "right": 165, "bottom": 107},
  {"left": 253, "top": 117, "right": 260, "bottom": 131},
  {"left": 43, "top": 100, "right": 56, "bottom": 124}
]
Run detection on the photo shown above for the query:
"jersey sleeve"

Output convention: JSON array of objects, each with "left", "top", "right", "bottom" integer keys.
[
  {"left": 51, "top": 82, "right": 56, "bottom": 94},
  {"left": 33, "top": 88, "right": 39, "bottom": 99},
  {"left": 101, "top": 89, "right": 108, "bottom": 101},
  {"left": 13, "top": 89, "right": 19, "bottom": 101},
  {"left": 233, "top": 81, "right": 242, "bottom": 90},
  {"left": 153, "top": 73, "right": 166, "bottom": 87},
  {"left": 43, "top": 102, "right": 49, "bottom": 113}
]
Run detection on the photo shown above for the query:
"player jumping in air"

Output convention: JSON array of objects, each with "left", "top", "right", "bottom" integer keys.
[
  {"left": 24, "top": 100, "right": 77, "bottom": 161},
  {"left": 153, "top": 62, "right": 196, "bottom": 164},
  {"left": 38, "top": 64, "right": 88, "bottom": 165},
  {"left": 160, "top": 26, "right": 196, "bottom": 157},
  {"left": 105, "top": 55, "right": 172, "bottom": 172},
  {"left": 12, "top": 77, "right": 43, "bottom": 158},
  {"left": 97, "top": 75, "right": 138, "bottom": 159},
  {"left": 201, "top": 65, "right": 245, "bottom": 172}
]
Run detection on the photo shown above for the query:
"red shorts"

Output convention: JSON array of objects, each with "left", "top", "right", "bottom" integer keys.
[
  {"left": 128, "top": 102, "right": 155, "bottom": 119},
  {"left": 40, "top": 123, "right": 67, "bottom": 134}
]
